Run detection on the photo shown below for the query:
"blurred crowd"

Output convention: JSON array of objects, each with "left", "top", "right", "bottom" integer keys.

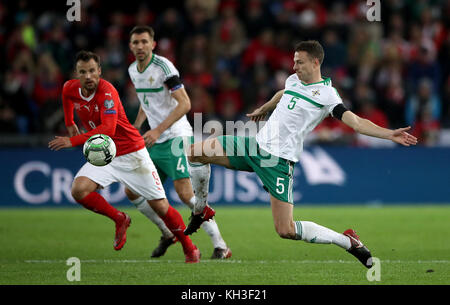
[{"left": 0, "top": 0, "right": 449, "bottom": 147}]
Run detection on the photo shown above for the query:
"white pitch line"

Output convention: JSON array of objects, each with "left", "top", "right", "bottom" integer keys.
[{"left": 23, "top": 259, "right": 450, "bottom": 264}]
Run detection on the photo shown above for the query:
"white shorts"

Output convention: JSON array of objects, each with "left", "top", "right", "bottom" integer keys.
[{"left": 75, "top": 148, "right": 166, "bottom": 200}]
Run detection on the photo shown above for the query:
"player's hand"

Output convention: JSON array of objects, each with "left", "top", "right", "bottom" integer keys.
[
  {"left": 66, "top": 125, "right": 80, "bottom": 137},
  {"left": 143, "top": 129, "right": 161, "bottom": 147},
  {"left": 246, "top": 107, "right": 267, "bottom": 122},
  {"left": 389, "top": 126, "right": 418, "bottom": 146},
  {"left": 48, "top": 136, "right": 73, "bottom": 151}
]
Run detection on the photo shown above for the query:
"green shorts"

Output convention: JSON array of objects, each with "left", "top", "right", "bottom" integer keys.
[
  {"left": 148, "top": 136, "right": 192, "bottom": 183},
  {"left": 217, "top": 136, "right": 295, "bottom": 203}
]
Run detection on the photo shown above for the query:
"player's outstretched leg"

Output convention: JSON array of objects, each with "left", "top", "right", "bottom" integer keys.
[
  {"left": 272, "top": 196, "right": 372, "bottom": 268},
  {"left": 125, "top": 188, "right": 176, "bottom": 257},
  {"left": 72, "top": 177, "right": 131, "bottom": 251},
  {"left": 293, "top": 221, "right": 373, "bottom": 268}
]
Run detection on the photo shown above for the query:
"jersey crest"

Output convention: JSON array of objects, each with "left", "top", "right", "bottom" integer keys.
[{"left": 104, "top": 99, "right": 114, "bottom": 109}]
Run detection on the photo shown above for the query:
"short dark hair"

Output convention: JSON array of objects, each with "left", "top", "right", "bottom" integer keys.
[
  {"left": 75, "top": 50, "right": 100, "bottom": 67},
  {"left": 295, "top": 40, "right": 324, "bottom": 65},
  {"left": 129, "top": 25, "right": 155, "bottom": 39}
]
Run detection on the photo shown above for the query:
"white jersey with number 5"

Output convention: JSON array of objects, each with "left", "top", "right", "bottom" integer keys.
[
  {"left": 256, "top": 73, "right": 343, "bottom": 162},
  {"left": 128, "top": 53, "right": 193, "bottom": 144}
]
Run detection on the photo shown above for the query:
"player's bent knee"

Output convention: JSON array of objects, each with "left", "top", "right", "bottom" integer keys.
[
  {"left": 278, "top": 231, "right": 296, "bottom": 240},
  {"left": 71, "top": 186, "right": 89, "bottom": 202},
  {"left": 274, "top": 225, "right": 296, "bottom": 240},
  {"left": 71, "top": 177, "right": 98, "bottom": 202}
]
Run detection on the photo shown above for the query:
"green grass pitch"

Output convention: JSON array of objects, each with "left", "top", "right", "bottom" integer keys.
[{"left": 0, "top": 205, "right": 449, "bottom": 285}]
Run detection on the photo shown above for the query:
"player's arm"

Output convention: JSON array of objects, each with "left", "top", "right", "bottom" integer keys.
[
  {"left": 51, "top": 89, "right": 120, "bottom": 151},
  {"left": 157, "top": 85, "right": 191, "bottom": 133},
  {"left": 60, "top": 83, "right": 80, "bottom": 137},
  {"left": 133, "top": 104, "right": 147, "bottom": 130},
  {"left": 143, "top": 76, "right": 190, "bottom": 146},
  {"left": 49, "top": 83, "right": 79, "bottom": 150},
  {"left": 67, "top": 125, "right": 81, "bottom": 137},
  {"left": 334, "top": 104, "right": 418, "bottom": 146},
  {"left": 50, "top": 109, "right": 118, "bottom": 150},
  {"left": 246, "top": 89, "right": 284, "bottom": 122}
]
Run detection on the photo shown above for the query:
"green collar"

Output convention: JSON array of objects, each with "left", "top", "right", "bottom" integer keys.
[{"left": 301, "top": 77, "right": 331, "bottom": 86}]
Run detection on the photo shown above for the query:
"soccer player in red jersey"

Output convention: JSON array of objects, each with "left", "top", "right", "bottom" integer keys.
[{"left": 48, "top": 51, "right": 200, "bottom": 263}]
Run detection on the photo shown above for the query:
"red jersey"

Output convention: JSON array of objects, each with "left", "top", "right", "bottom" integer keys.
[{"left": 62, "top": 78, "right": 145, "bottom": 156}]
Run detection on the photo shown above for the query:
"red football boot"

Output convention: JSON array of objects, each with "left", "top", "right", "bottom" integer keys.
[
  {"left": 185, "top": 246, "right": 201, "bottom": 263},
  {"left": 113, "top": 212, "right": 131, "bottom": 251}
]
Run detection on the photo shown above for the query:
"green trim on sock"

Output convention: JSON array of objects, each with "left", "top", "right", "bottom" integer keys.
[
  {"left": 132, "top": 197, "right": 147, "bottom": 208},
  {"left": 188, "top": 161, "right": 208, "bottom": 167},
  {"left": 294, "top": 221, "right": 303, "bottom": 240}
]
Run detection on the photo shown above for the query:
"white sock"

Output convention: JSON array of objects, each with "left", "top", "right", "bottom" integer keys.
[
  {"left": 201, "top": 219, "right": 227, "bottom": 249},
  {"left": 186, "top": 196, "right": 196, "bottom": 210},
  {"left": 188, "top": 162, "right": 210, "bottom": 214},
  {"left": 294, "top": 221, "right": 351, "bottom": 250},
  {"left": 130, "top": 196, "right": 174, "bottom": 239},
  {"left": 188, "top": 195, "right": 227, "bottom": 249}
]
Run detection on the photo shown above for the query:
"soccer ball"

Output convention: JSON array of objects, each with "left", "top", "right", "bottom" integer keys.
[{"left": 83, "top": 134, "right": 116, "bottom": 166}]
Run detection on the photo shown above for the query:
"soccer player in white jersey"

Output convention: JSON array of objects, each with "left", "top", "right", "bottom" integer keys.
[
  {"left": 125, "top": 25, "right": 231, "bottom": 259},
  {"left": 188, "top": 41, "right": 418, "bottom": 268}
]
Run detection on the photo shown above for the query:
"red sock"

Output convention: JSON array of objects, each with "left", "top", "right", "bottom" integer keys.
[
  {"left": 161, "top": 205, "right": 195, "bottom": 253},
  {"left": 76, "top": 192, "right": 123, "bottom": 223}
]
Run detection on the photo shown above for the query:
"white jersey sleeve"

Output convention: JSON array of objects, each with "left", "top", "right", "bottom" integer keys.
[{"left": 325, "top": 88, "right": 344, "bottom": 117}]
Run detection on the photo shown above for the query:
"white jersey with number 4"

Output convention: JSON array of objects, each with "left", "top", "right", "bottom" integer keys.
[
  {"left": 256, "top": 73, "right": 343, "bottom": 162},
  {"left": 128, "top": 53, "right": 193, "bottom": 144}
]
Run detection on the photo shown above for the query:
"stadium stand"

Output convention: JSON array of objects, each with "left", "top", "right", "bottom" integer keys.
[{"left": 0, "top": 0, "right": 449, "bottom": 146}]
